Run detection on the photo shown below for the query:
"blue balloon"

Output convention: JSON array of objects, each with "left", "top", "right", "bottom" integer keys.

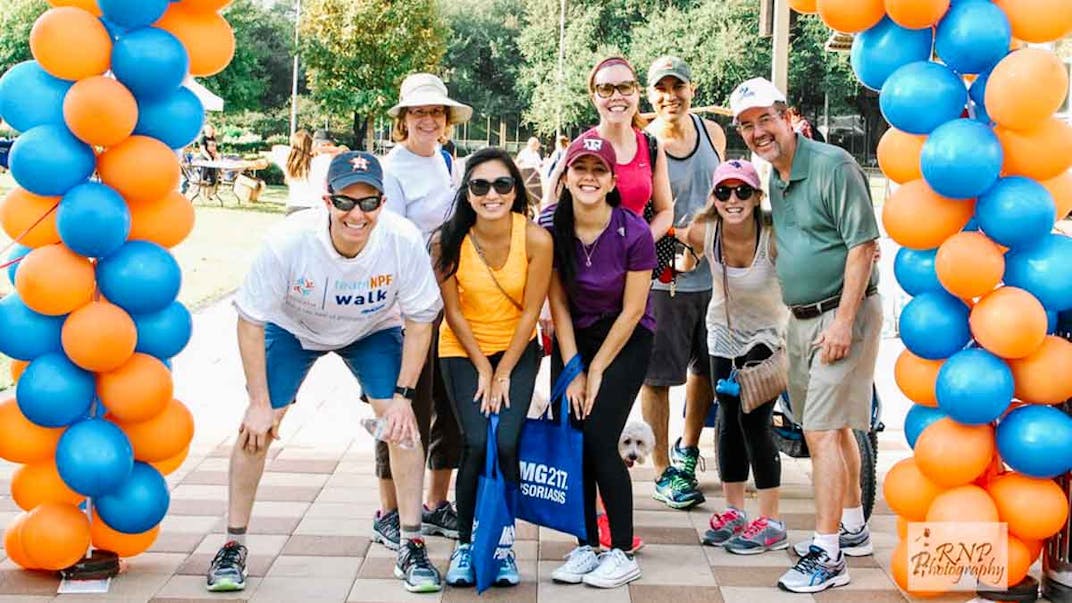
[
  {"left": 55, "top": 418, "right": 134, "bottom": 497},
  {"left": 111, "top": 27, "right": 189, "bottom": 100},
  {"left": 97, "top": 241, "right": 182, "bottom": 314},
  {"left": 899, "top": 291, "right": 972, "bottom": 359},
  {"left": 976, "top": 177, "right": 1056, "bottom": 250},
  {"left": 880, "top": 61, "right": 968, "bottom": 135},
  {"left": 8, "top": 125, "right": 96, "bottom": 196},
  {"left": 963, "top": 216, "right": 979, "bottom": 232},
  {"left": 969, "top": 71, "right": 989, "bottom": 110},
  {"left": 920, "top": 119, "right": 1003, "bottom": 199},
  {"left": 1046, "top": 310, "right": 1058, "bottom": 334},
  {"left": 99, "top": 17, "right": 128, "bottom": 40},
  {"left": 935, "top": 2, "right": 1011, "bottom": 75},
  {"left": 894, "top": 247, "right": 942, "bottom": 296},
  {"left": 133, "top": 301, "right": 193, "bottom": 360},
  {"left": 5, "top": 244, "right": 30, "bottom": 285},
  {"left": 905, "top": 405, "right": 947, "bottom": 449},
  {"left": 15, "top": 353, "right": 95, "bottom": 427},
  {"left": 997, "top": 405, "right": 1072, "bottom": 478},
  {"left": 57, "top": 183, "right": 132, "bottom": 258},
  {"left": 1005, "top": 234, "right": 1072, "bottom": 311},
  {"left": 851, "top": 17, "right": 934, "bottom": 92},
  {"left": 99, "top": 0, "right": 169, "bottom": 29},
  {"left": 0, "top": 294, "right": 64, "bottom": 361},
  {"left": 134, "top": 86, "right": 206, "bottom": 149},
  {"left": 95, "top": 462, "right": 170, "bottom": 534},
  {"left": 0, "top": 61, "right": 73, "bottom": 133},
  {"left": 936, "top": 348, "right": 1013, "bottom": 425}
]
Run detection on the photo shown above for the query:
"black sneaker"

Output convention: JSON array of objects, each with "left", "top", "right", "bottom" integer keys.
[
  {"left": 372, "top": 509, "right": 401, "bottom": 550},
  {"left": 205, "top": 541, "right": 247, "bottom": 592},
  {"left": 421, "top": 501, "right": 460, "bottom": 539},
  {"left": 393, "top": 539, "right": 443, "bottom": 593}
]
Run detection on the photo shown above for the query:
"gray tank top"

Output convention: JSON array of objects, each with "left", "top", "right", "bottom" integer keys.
[{"left": 651, "top": 113, "right": 721, "bottom": 293}]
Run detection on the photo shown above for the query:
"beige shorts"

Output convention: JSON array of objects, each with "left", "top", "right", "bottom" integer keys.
[{"left": 787, "top": 294, "right": 882, "bottom": 432}]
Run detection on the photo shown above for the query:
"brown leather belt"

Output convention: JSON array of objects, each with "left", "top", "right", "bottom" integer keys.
[{"left": 789, "top": 285, "right": 878, "bottom": 320}]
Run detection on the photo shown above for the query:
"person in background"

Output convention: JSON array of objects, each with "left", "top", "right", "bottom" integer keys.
[
  {"left": 543, "top": 135, "right": 570, "bottom": 181},
  {"left": 515, "top": 137, "right": 543, "bottom": 170},
  {"left": 275, "top": 130, "right": 318, "bottom": 215}
]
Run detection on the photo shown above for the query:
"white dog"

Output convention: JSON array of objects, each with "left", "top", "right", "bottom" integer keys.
[{"left": 619, "top": 421, "right": 655, "bottom": 468}]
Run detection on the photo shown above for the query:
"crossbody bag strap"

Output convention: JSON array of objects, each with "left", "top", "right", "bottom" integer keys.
[{"left": 469, "top": 235, "right": 524, "bottom": 312}]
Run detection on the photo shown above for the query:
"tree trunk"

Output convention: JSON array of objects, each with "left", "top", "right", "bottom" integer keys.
[{"left": 352, "top": 111, "right": 369, "bottom": 151}]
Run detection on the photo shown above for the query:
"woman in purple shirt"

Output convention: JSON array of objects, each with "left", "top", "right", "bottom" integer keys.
[{"left": 541, "top": 132, "right": 656, "bottom": 589}]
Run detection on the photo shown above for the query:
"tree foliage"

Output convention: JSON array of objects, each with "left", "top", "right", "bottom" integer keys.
[
  {"left": 203, "top": 0, "right": 296, "bottom": 113},
  {"left": 0, "top": 0, "right": 48, "bottom": 76},
  {"left": 439, "top": 0, "right": 525, "bottom": 121}
]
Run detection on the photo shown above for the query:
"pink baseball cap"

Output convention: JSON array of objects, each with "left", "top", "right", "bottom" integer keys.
[
  {"left": 711, "top": 159, "right": 761, "bottom": 190},
  {"left": 564, "top": 132, "right": 617, "bottom": 174}
]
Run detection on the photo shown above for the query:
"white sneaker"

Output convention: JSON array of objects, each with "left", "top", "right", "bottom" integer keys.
[
  {"left": 551, "top": 545, "right": 599, "bottom": 584},
  {"left": 581, "top": 548, "right": 641, "bottom": 589}
]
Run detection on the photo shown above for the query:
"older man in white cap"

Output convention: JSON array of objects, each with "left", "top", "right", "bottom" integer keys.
[{"left": 728, "top": 77, "right": 882, "bottom": 594}]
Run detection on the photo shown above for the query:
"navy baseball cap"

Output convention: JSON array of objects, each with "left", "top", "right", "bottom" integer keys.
[{"left": 327, "top": 152, "right": 384, "bottom": 193}]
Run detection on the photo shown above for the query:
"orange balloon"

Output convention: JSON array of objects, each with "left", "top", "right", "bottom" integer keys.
[
  {"left": 0, "top": 188, "right": 60, "bottom": 249},
  {"left": 149, "top": 444, "right": 189, "bottom": 476},
  {"left": 1024, "top": 537, "right": 1044, "bottom": 564},
  {"left": 61, "top": 302, "right": 137, "bottom": 373},
  {"left": 11, "top": 461, "right": 85, "bottom": 511},
  {"left": 882, "top": 180, "right": 975, "bottom": 250},
  {"left": 891, "top": 539, "right": 950, "bottom": 597},
  {"left": 63, "top": 76, "right": 138, "bottom": 148},
  {"left": 896, "top": 516, "right": 909, "bottom": 540},
  {"left": 97, "top": 136, "right": 181, "bottom": 205},
  {"left": 993, "top": 0, "right": 1072, "bottom": 43},
  {"left": 116, "top": 398, "right": 194, "bottom": 462},
  {"left": 915, "top": 418, "right": 995, "bottom": 487},
  {"left": 877, "top": 128, "right": 925, "bottom": 184},
  {"left": 789, "top": 0, "right": 818, "bottom": 13},
  {"left": 0, "top": 398, "right": 64, "bottom": 463},
  {"left": 46, "top": 0, "right": 101, "bottom": 16},
  {"left": 884, "top": 457, "right": 946, "bottom": 521},
  {"left": 128, "top": 191, "right": 196, "bottom": 248},
  {"left": 885, "top": 0, "right": 950, "bottom": 29},
  {"left": 21, "top": 502, "right": 91, "bottom": 571},
  {"left": 995, "top": 119, "right": 1072, "bottom": 182},
  {"left": 986, "top": 48, "right": 1070, "bottom": 132},
  {"left": 1008, "top": 335, "right": 1072, "bottom": 404},
  {"left": 89, "top": 510, "right": 159, "bottom": 558},
  {"left": 817, "top": 0, "right": 885, "bottom": 32},
  {"left": 970, "top": 287, "right": 1048, "bottom": 360},
  {"left": 926, "top": 484, "right": 999, "bottom": 523},
  {"left": 988, "top": 472, "right": 1069, "bottom": 541},
  {"left": 10, "top": 359, "right": 28, "bottom": 383},
  {"left": 3, "top": 513, "right": 40, "bottom": 570},
  {"left": 1042, "top": 171, "right": 1072, "bottom": 221},
  {"left": 97, "top": 353, "right": 174, "bottom": 423},
  {"left": 13, "top": 243, "right": 95, "bottom": 316},
  {"left": 894, "top": 350, "right": 942, "bottom": 407},
  {"left": 935, "top": 231, "right": 1004, "bottom": 300},
  {"left": 29, "top": 7, "right": 111, "bottom": 81},
  {"left": 156, "top": 6, "right": 236, "bottom": 77}
]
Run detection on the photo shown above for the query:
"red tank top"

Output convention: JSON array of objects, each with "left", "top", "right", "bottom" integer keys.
[{"left": 586, "top": 127, "right": 652, "bottom": 216}]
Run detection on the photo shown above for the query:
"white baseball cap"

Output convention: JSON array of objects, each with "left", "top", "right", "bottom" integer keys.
[{"left": 729, "top": 77, "right": 787, "bottom": 122}]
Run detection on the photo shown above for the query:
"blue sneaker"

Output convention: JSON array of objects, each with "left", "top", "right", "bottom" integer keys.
[
  {"left": 445, "top": 543, "right": 474, "bottom": 587},
  {"left": 777, "top": 545, "right": 850, "bottom": 593},
  {"left": 495, "top": 549, "right": 520, "bottom": 587}
]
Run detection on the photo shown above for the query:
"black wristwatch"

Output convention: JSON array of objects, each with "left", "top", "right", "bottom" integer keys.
[{"left": 394, "top": 386, "right": 416, "bottom": 401}]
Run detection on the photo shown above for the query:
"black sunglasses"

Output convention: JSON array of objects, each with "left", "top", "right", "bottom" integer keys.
[
  {"left": 713, "top": 184, "right": 756, "bottom": 202},
  {"left": 593, "top": 80, "right": 639, "bottom": 98},
  {"left": 329, "top": 193, "right": 383, "bottom": 212},
  {"left": 467, "top": 177, "right": 515, "bottom": 196}
]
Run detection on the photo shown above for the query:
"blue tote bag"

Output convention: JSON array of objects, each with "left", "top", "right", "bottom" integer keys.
[
  {"left": 471, "top": 414, "right": 517, "bottom": 593},
  {"left": 516, "top": 355, "right": 587, "bottom": 541}
]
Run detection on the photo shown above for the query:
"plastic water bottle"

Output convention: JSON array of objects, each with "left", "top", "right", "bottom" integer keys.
[{"left": 361, "top": 417, "right": 415, "bottom": 450}]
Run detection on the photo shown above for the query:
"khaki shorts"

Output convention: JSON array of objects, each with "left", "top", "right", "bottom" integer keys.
[{"left": 787, "top": 294, "right": 882, "bottom": 432}]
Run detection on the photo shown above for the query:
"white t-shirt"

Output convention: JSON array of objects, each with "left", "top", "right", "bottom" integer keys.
[
  {"left": 383, "top": 144, "right": 455, "bottom": 240},
  {"left": 234, "top": 209, "right": 443, "bottom": 351},
  {"left": 269, "top": 147, "right": 331, "bottom": 210}
]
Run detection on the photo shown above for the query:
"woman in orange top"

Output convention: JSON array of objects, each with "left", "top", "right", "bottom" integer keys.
[{"left": 431, "top": 147, "right": 553, "bottom": 588}]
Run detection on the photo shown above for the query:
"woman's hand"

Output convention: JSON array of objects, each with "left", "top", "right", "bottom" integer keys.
[
  {"left": 474, "top": 359, "right": 494, "bottom": 415},
  {"left": 490, "top": 372, "right": 511, "bottom": 414},
  {"left": 566, "top": 371, "right": 587, "bottom": 421},
  {"left": 583, "top": 368, "right": 603, "bottom": 418}
]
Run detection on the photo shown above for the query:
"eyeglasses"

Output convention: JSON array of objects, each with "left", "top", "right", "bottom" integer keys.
[
  {"left": 736, "top": 112, "right": 782, "bottom": 136},
  {"left": 593, "top": 80, "right": 639, "bottom": 98},
  {"left": 408, "top": 107, "right": 447, "bottom": 119},
  {"left": 713, "top": 184, "right": 756, "bottom": 202},
  {"left": 329, "top": 194, "right": 383, "bottom": 212},
  {"left": 467, "top": 177, "right": 515, "bottom": 196}
]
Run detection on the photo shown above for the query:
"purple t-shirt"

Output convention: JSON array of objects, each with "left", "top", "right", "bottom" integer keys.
[{"left": 540, "top": 205, "right": 656, "bottom": 333}]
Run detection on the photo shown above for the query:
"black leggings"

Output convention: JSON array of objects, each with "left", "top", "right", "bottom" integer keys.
[
  {"left": 552, "top": 320, "right": 654, "bottom": 551},
  {"left": 441, "top": 342, "right": 540, "bottom": 544},
  {"left": 711, "top": 344, "right": 781, "bottom": 490}
]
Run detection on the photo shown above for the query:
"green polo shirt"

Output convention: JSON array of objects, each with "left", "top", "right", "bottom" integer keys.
[{"left": 768, "top": 135, "right": 880, "bottom": 306}]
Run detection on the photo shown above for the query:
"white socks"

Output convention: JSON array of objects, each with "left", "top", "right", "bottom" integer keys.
[
  {"left": 841, "top": 505, "right": 865, "bottom": 532},
  {"left": 814, "top": 531, "right": 839, "bottom": 559}
]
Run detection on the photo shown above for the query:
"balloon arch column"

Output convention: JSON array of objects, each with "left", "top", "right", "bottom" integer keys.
[{"left": 0, "top": 0, "right": 233, "bottom": 576}]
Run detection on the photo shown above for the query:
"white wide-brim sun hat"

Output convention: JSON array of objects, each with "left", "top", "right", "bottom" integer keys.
[{"left": 387, "top": 73, "right": 473, "bottom": 125}]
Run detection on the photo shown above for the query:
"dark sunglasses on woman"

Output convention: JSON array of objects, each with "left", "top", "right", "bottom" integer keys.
[
  {"left": 467, "top": 177, "right": 515, "bottom": 196},
  {"left": 713, "top": 184, "right": 756, "bottom": 202},
  {"left": 593, "top": 80, "right": 639, "bottom": 98},
  {"left": 329, "top": 193, "right": 384, "bottom": 212}
]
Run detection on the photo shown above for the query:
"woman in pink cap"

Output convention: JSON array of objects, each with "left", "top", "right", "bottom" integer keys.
[{"left": 678, "top": 159, "right": 789, "bottom": 555}]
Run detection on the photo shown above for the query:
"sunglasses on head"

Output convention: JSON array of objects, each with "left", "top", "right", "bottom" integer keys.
[
  {"left": 593, "top": 80, "right": 639, "bottom": 98},
  {"left": 329, "top": 193, "right": 383, "bottom": 212},
  {"left": 467, "top": 176, "right": 515, "bottom": 196},
  {"left": 713, "top": 184, "right": 756, "bottom": 202}
]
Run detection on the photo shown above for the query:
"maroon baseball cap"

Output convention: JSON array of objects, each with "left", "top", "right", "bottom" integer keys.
[{"left": 564, "top": 132, "right": 617, "bottom": 174}]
